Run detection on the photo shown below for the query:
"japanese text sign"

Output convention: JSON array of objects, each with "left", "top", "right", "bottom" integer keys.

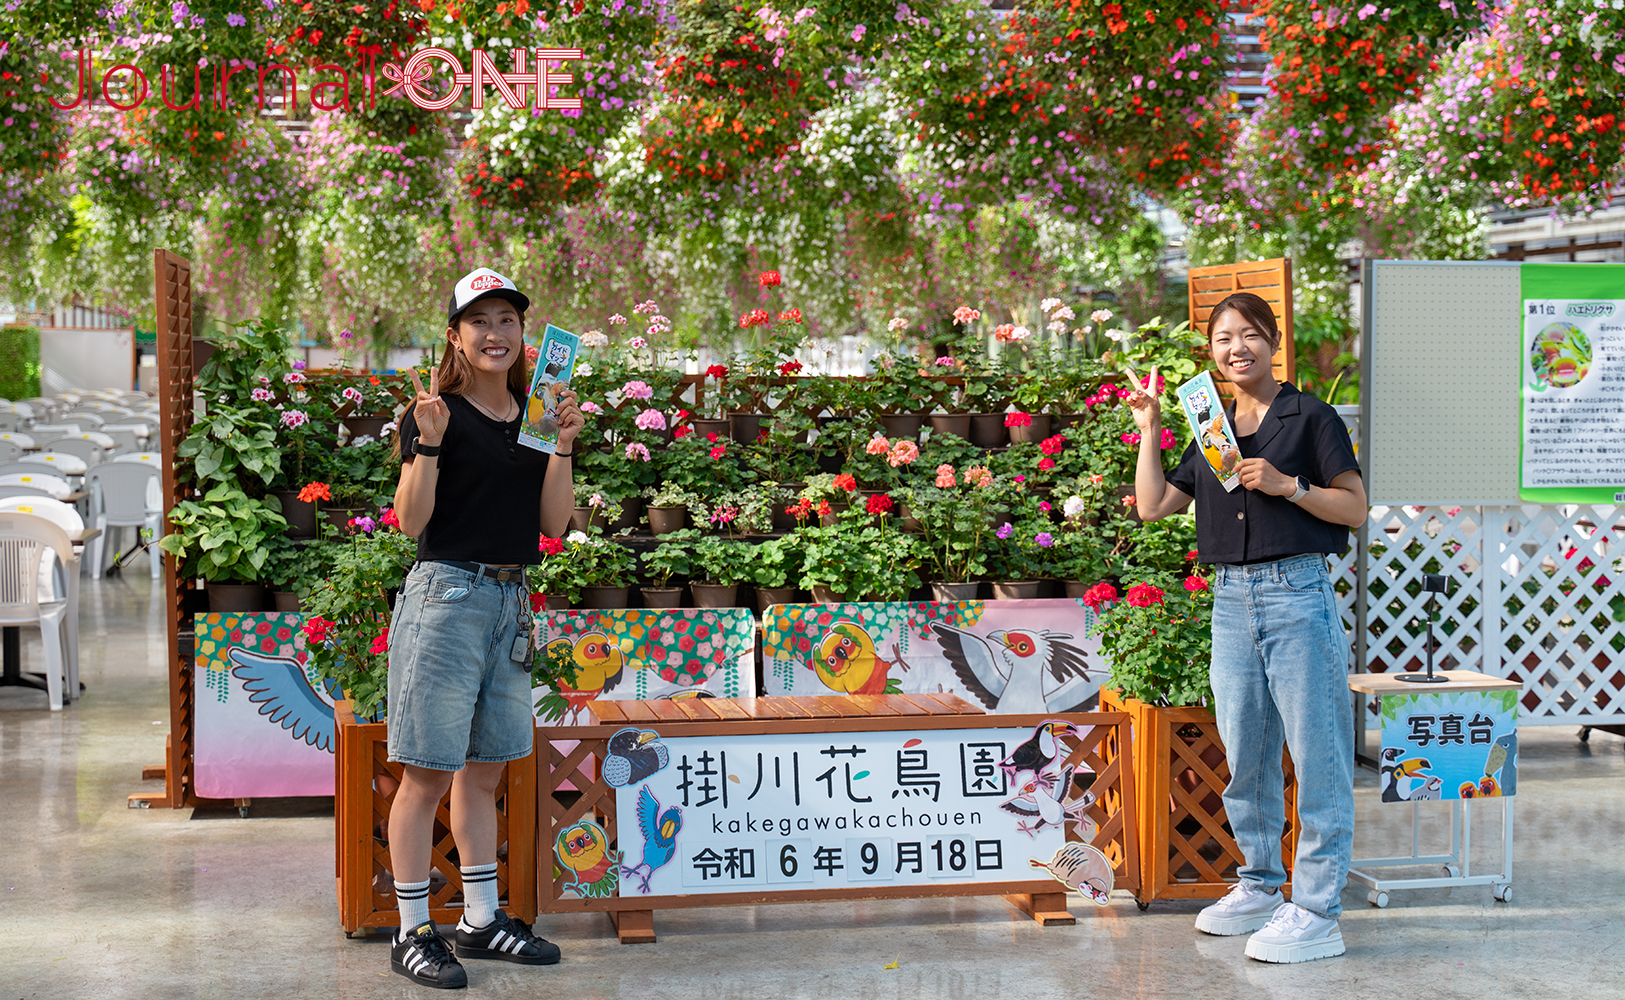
[{"left": 1378, "top": 689, "right": 1518, "bottom": 802}]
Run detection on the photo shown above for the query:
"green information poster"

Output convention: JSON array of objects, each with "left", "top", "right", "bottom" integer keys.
[{"left": 1519, "top": 263, "right": 1625, "bottom": 503}]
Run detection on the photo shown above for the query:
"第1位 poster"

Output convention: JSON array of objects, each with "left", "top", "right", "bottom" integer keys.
[{"left": 1519, "top": 263, "right": 1625, "bottom": 503}]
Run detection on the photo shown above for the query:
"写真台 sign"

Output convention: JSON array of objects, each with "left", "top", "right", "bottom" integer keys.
[
  {"left": 38, "top": 46, "right": 583, "bottom": 115},
  {"left": 1378, "top": 689, "right": 1518, "bottom": 803},
  {"left": 606, "top": 723, "right": 1100, "bottom": 899}
]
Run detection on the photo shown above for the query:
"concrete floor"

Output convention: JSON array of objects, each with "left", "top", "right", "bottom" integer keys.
[{"left": 3, "top": 570, "right": 1624, "bottom": 1000}]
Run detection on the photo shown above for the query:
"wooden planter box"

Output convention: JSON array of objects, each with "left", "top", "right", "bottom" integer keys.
[
  {"left": 334, "top": 704, "right": 538, "bottom": 934},
  {"left": 1100, "top": 690, "right": 1298, "bottom": 907}
]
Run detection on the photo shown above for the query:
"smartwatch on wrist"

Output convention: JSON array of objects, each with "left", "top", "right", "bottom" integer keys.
[
  {"left": 413, "top": 440, "right": 441, "bottom": 458},
  {"left": 1286, "top": 475, "right": 1310, "bottom": 504}
]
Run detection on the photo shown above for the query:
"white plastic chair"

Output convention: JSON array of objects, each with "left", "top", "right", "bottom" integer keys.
[
  {"left": 112, "top": 452, "right": 164, "bottom": 469},
  {"left": 120, "top": 392, "right": 150, "bottom": 407},
  {"left": 0, "top": 497, "right": 85, "bottom": 682},
  {"left": 0, "top": 473, "right": 73, "bottom": 501},
  {"left": 38, "top": 437, "right": 107, "bottom": 467},
  {"left": 0, "top": 432, "right": 36, "bottom": 450},
  {"left": 29, "top": 423, "right": 82, "bottom": 443},
  {"left": 0, "top": 413, "right": 20, "bottom": 433},
  {"left": 18, "top": 453, "right": 89, "bottom": 478},
  {"left": 0, "top": 511, "right": 77, "bottom": 710},
  {"left": 86, "top": 463, "right": 163, "bottom": 580},
  {"left": 0, "top": 442, "right": 21, "bottom": 464},
  {"left": 65, "top": 412, "right": 106, "bottom": 429}
]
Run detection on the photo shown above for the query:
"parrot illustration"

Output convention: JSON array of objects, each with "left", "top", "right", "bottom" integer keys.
[
  {"left": 999, "top": 764, "right": 1097, "bottom": 838},
  {"left": 931, "top": 623, "right": 1095, "bottom": 714},
  {"left": 225, "top": 647, "right": 340, "bottom": 752},
  {"left": 555, "top": 820, "right": 620, "bottom": 898},
  {"left": 999, "top": 721, "right": 1087, "bottom": 783},
  {"left": 621, "top": 786, "right": 682, "bottom": 894},
  {"left": 1406, "top": 775, "right": 1443, "bottom": 800},
  {"left": 812, "top": 622, "right": 909, "bottom": 695},
  {"left": 1483, "top": 732, "right": 1517, "bottom": 796},
  {"left": 548, "top": 630, "right": 628, "bottom": 722},
  {"left": 1379, "top": 748, "right": 1433, "bottom": 803},
  {"left": 603, "top": 728, "right": 669, "bottom": 788},
  {"left": 1030, "top": 843, "right": 1115, "bottom": 905}
]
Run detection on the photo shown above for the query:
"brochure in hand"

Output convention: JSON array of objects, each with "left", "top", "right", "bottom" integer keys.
[
  {"left": 1175, "top": 371, "right": 1243, "bottom": 492},
  {"left": 517, "top": 323, "right": 580, "bottom": 453}
]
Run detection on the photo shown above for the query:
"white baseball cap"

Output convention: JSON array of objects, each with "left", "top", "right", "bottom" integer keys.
[{"left": 447, "top": 267, "right": 530, "bottom": 325}]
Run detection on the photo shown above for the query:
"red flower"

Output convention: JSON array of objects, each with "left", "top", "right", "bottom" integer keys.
[
  {"left": 379, "top": 507, "right": 399, "bottom": 528},
  {"left": 529, "top": 592, "right": 547, "bottom": 612},
  {"left": 706, "top": 364, "right": 729, "bottom": 380},
  {"left": 706, "top": 432, "right": 720, "bottom": 443},
  {"left": 1039, "top": 433, "right": 1067, "bottom": 455},
  {"left": 1126, "top": 583, "right": 1166, "bottom": 607},
  {"left": 833, "top": 473, "right": 857, "bottom": 492},
  {"left": 1185, "top": 550, "right": 1200, "bottom": 562},
  {"left": 538, "top": 536, "right": 565, "bottom": 555},
  {"left": 301, "top": 616, "right": 336, "bottom": 643},
  {"left": 709, "top": 444, "right": 727, "bottom": 459},
  {"left": 816, "top": 499, "right": 833, "bottom": 516},
  {"left": 297, "top": 481, "right": 331, "bottom": 503},
  {"left": 865, "top": 493, "right": 895, "bottom": 515},
  {"left": 673, "top": 425, "right": 694, "bottom": 439},
  {"left": 778, "top": 308, "right": 802, "bottom": 323},
  {"left": 1080, "top": 583, "right": 1117, "bottom": 609},
  {"left": 759, "top": 270, "right": 782, "bottom": 287},
  {"left": 369, "top": 628, "right": 389, "bottom": 655},
  {"left": 779, "top": 360, "right": 803, "bottom": 375},
  {"left": 738, "top": 309, "right": 771, "bottom": 328},
  {"left": 1183, "top": 575, "right": 1209, "bottom": 592},
  {"left": 368, "top": 376, "right": 380, "bottom": 386},
  {"left": 1004, "top": 411, "right": 1033, "bottom": 428},
  {"left": 1038, "top": 457, "right": 1055, "bottom": 471}
]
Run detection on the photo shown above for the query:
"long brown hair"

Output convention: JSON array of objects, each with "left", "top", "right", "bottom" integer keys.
[{"left": 394, "top": 319, "right": 530, "bottom": 457}]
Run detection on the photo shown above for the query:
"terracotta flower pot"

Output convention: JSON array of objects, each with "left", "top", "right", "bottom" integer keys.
[
  {"left": 690, "top": 582, "right": 738, "bottom": 608},
  {"left": 691, "top": 418, "right": 731, "bottom": 441},
  {"left": 1007, "top": 414, "right": 1052, "bottom": 444},
  {"left": 544, "top": 594, "right": 573, "bottom": 611},
  {"left": 878, "top": 413, "right": 924, "bottom": 441},
  {"left": 728, "top": 412, "right": 764, "bottom": 444},
  {"left": 809, "top": 584, "right": 844, "bottom": 604},
  {"left": 968, "top": 413, "right": 1009, "bottom": 448},
  {"left": 756, "top": 586, "right": 796, "bottom": 612},
  {"left": 930, "top": 581, "right": 980, "bottom": 602},
  {"left": 927, "top": 414, "right": 971, "bottom": 439},
  {"left": 578, "top": 585, "right": 629, "bottom": 609},
  {"left": 640, "top": 586, "right": 684, "bottom": 609},
  {"left": 992, "top": 580, "right": 1042, "bottom": 600},
  {"left": 818, "top": 501, "right": 849, "bottom": 527},
  {"left": 272, "top": 590, "right": 302, "bottom": 612},
  {"left": 269, "top": 489, "right": 318, "bottom": 540},
  {"left": 207, "top": 582, "right": 266, "bottom": 613},
  {"left": 646, "top": 505, "right": 688, "bottom": 536},
  {"left": 569, "top": 506, "right": 609, "bottom": 533},
  {"left": 611, "top": 498, "right": 643, "bottom": 534}
]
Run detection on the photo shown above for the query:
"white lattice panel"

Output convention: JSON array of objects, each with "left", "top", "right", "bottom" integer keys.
[{"left": 1495, "top": 505, "right": 1625, "bottom": 724}]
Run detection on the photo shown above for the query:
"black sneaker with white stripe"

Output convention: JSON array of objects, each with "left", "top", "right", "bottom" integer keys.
[
  {"left": 391, "top": 922, "right": 468, "bottom": 990},
  {"left": 454, "top": 909, "right": 561, "bottom": 965}
]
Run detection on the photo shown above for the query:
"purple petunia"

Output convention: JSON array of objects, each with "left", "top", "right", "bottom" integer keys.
[{"left": 1035, "top": 532, "right": 1055, "bottom": 548}]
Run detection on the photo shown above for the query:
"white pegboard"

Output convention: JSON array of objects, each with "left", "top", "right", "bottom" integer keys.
[{"left": 1362, "top": 261, "right": 1524, "bottom": 504}]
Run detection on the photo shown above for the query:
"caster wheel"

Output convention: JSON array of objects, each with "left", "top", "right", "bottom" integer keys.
[
  {"left": 1136, "top": 899, "right": 1151, "bottom": 911},
  {"left": 1443, "top": 865, "right": 1461, "bottom": 879},
  {"left": 238, "top": 807, "right": 250, "bottom": 819},
  {"left": 1368, "top": 890, "right": 1389, "bottom": 908},
  {"left": 1493, "top": 884, "right": 1511, "bottom": 903},
  {"left": 345, "top": 931, "right": 355, "bottom": 939},
  {"left": 1579, "top": 727, "right": 1591, "bottom": 743}
]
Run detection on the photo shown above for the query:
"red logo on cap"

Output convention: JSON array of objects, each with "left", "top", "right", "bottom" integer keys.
[{"left": 468, "top": 274, "right": 505, "bottom": 292}]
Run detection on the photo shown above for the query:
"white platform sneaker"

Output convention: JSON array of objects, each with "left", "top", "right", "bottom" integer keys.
[
  {"left": 1244, "top": 901, "right": 1346, "bottom": 963},
  {"left": 1193, "top": 882, "right": 1285, "bottom": 936}
]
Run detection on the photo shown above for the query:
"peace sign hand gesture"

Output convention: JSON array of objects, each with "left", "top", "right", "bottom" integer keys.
[{"left": 407, "top": 366, "right": 449, "bottom": 447}]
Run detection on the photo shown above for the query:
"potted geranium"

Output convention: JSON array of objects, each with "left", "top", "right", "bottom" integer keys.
[
  {"left": 896, "top": 462, "right": 1007, "bottom": 601},
  {"left": 750, "top": 534, "right": 803, "bottom": 611},
  {"left": 640, "top": 528, "right": 700, "bottom": 608},
  {"left": 158, "top": 482, "right": 289, "bottom": 611},
  {"left": 531, "top": 534, "right": 589, "bottom": 609},
  {"left": 643, "top": 483, "right": 700, "bottom": 536},
  {"left": 574, "top": 532, "right": 639, "bottom": 609},
  {"left": 691, "top": 535, "right": 751, "bottom": 608}
]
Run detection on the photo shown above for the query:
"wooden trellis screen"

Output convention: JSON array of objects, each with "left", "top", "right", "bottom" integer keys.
[{"left": 1187, "top": 258, "right": 1295, "bottom": 388}]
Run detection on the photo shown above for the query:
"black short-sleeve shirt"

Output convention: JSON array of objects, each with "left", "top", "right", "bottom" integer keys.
[
  {"left": 398, "top": 391, "right": 548, "bottom": 564},
  {"left": 1166, "top": 382, "right": 1361, "bottom": 565}
]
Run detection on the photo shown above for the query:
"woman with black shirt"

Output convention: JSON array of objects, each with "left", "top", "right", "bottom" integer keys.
[
  {"left": 385, "top": 267, "right": 583, "bottom": 989},
  {"left": 1129, "top": 291, "right": 1367, "bottom": 964}
]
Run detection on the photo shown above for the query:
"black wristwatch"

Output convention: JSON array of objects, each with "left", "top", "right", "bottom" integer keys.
[
  {"left": 412, "top": 440, "right": 441, "bottom": 458},
  {"left": 1286, "top": 475, "right": 1310, "bottom": 504}
]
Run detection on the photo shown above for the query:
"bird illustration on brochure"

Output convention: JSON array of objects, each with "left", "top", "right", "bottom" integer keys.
[{"left": 760, "top": 599, "right": 1104, "bottom": 712}]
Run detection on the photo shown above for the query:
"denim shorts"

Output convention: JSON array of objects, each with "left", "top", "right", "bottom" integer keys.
[{"left": 386, "top": 561, "right": 535, "bottom": 771}]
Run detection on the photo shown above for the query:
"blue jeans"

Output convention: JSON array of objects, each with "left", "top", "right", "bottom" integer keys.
[
  {"left": 1211, "top": 554, "right": 1354, "bottom": 918},
  {"left": 386, "top": 561, "right": 535, "bottom": 772}
]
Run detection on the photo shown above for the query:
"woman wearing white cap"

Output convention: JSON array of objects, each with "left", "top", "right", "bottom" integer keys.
[{"left": 385, "top": 267, "right": 584, "bottom": 989}]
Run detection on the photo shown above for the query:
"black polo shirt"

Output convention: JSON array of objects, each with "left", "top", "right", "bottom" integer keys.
[
  {"left": 399, "top": 391, "right": 549, "bottom": 564},
  {"left": 1167, "top": 382, "right": 1360, "bottom": 565}
]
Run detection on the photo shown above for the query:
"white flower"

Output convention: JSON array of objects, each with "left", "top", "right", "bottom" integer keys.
[
  {"left": 576, "top": 362, "right": 594, "bottom": 378},
  {"left": 580, "top": 330, "right": 609, "bottom": 348},
  {"left": 1050, "top": 305, "right": 1075, "bottom": 322},
  {"left": 1063, "top": 495, "right": 1088, "bottom": 518},
  {"left": 1040, "top": 297, "right": 1061, "bottom": 313},
  {"left": 566, "top": 530, "right": 588, "bottom": 544},
  {"left": 609, "top": 314, "right": 627, "bottom": 326},
  {"left": 589, "top": 493, "right": 605, "bottom": 507},
  {"left": 381, "top": 421, "right": 397, "bottom": 438},
  {"left": 629, "top": 336, "right": 648, "bottom": 349},
  {"left": 1047, "top": 320, "right": 1067, "bottom": 333},
  {"left": 887, "top": 317, "right": 908, "bottom": 332},
  {"left": 1090, "top": 308, "right": 1113, "bottom": 325},
  {"left": 1009, "top": 325, "right": 1031, "bottom": 341},
  {"left": 1106, "top": 328, "right": 1126, "bottom": 342},
  {"left": 350, "top": 434, "right": 375, "bottom": 448}
]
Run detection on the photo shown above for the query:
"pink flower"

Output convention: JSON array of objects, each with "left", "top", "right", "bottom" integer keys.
[
  {"left": 1035, "top": 532, "right": 1054, "bottom": 547},
  {"left": 965, "top": 466, "right": 993, "bottom": 487},
  {"left": 257, "top": 375, "right": 270, "bottom": 384},
  {"left": 1121, "top": 432, "right": 1142, "bottom": 445},
  {"left": 1005, "top": 411, "right": 1032, "bottom": 428},
  {"left": 952, "top": 306, "right": 981, "bottom": 325},
  {"left": 635, "top": 408, "right": 667, "bottom": 431},
  {"left": 996, "top": 522, "right": 1014, "bottom": 540},
  {"left": 609, "top": 314, "right": 628, "bottom": 326},
  {"left": 349, "top": 515, "right": 378, "bottom": 533},
  {"left": 581, "top": 401, "right": 603, "bottom": 414},
  {"left": 709, "top": 444, "right": 727, "bottom": 459},
  {"left": 934, "top": 356, "right": 957, "bottom": 367},
  {"left": 630, "top": 336, "right": 648, "bottom": 349},
  {"left": 887, "top": 440, "right": 919, "bottom": 466},
  {"left": 935, "top": 464, "right": 957, "bottom": 488},
  {"left": 1013, "top": 474, "right": 1026, "bottom": 483},
  {"left": 621, "top": 380, "right": 654, "bottom": 400},
  {"left": 251, "top": 388, "right": 274, "bottom": 402},
  {"left": 1160, "top": 428, "right": 1176, "bottom": 450},
  {"left": 850, "top": 23, "right": 865, "bottom": 41},
  {"left": 865, "top": 434, "right": 891, "bottom": 456},
  {"left": 280, "top": 409, "right": 309, "bottom": 429},
  {"left": 1040, "top": 434, "right": 1067, "bottom": 455},
  {"left": 993, "top": 324, "right": 1016, "bottom": 342},
  {"left": 1038, "top": 501, "right": 1051, "bottom": 512},
  {"left": 341, "top": 386, "right": 364, "bottom": 404},
  {"left": 524, "top": 344, "right": 540, "bottom": 362},
  {"left": 283, "top": 372, "right": 305, "bottom": 384},
  {"left": 369, "top": 628, "right": 389, "bottom": 654},
  {"left": 625, "top": 442, "right": 651, "bottom": 462}
]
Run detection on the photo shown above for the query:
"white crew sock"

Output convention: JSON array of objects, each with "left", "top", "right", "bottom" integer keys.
[
  {"left": 458, "top": 863, "right": 500, "bottom": 931},
  {"left": 394, "top": 878, "right": 432, "bottom": 941}
]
